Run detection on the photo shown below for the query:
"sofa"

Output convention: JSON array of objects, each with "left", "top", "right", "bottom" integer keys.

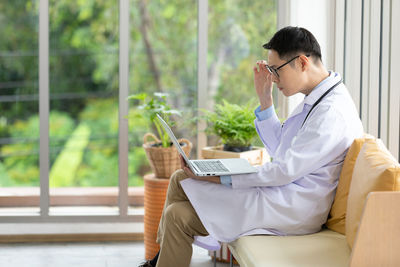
[{"left": 228, "top": 136, "right": 400, "bottom": 267}]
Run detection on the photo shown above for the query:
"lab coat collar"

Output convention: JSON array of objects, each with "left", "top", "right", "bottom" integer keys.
[
  {"left": 304, "top": 72, "right": 341, "bottom": 106},
  {"left": 287, "top": 72, "right": 341, "bottom": 119}
]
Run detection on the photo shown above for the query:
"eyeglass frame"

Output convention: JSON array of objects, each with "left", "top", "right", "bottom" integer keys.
[{"left": 266, "top": 54, "right": 310, "bottom": 78}]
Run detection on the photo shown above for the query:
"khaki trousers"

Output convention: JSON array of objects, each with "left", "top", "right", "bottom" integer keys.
[{"left": 156, "top": 170, "right": 208, "bottom": 267}]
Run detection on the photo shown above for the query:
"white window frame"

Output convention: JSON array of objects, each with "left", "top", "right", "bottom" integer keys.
[
  {"left": 1, "top": 0, "right": 140, "bottom": 224},
  {"left": 1, "top": 0, "right": 211, "bottom": 226}
]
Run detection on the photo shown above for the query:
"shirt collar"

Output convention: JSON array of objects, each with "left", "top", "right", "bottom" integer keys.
[
  {"left": 304, "top": 72, "right": 341, "bottom": 106},
  {"left": 287, "top": 72, "right": 341, "bottom": 119}
]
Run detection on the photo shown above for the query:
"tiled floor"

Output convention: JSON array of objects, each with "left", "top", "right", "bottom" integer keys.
[{"left": 0, "top": 241, "right": 237, "bottom": 267}]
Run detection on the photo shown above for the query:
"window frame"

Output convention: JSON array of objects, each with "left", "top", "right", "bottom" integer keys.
[{"left": 0, "top": 0, "right": 209, "bottom": 223}]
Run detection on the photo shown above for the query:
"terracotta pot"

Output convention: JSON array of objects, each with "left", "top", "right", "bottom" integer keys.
[
  {"left": 143, "top": 173, "right": 170, "bottom": 260},
  {"left": 143, "top": 133, "right": 192, "bottom": 178}
]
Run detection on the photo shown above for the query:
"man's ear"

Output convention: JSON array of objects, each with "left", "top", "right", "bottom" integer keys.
[{"left": 299, "top": 55, "right": 309, "bottom": 71}]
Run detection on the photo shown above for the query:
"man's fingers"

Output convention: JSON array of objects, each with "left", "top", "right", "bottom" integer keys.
[
  {"left": 183, "top": 166, "right": 195, "bottom": 178},
  {"left": 255, "top": 60, "right": 269, "bottom": 74},
  {"left": 180, "top": 155, "right": 195, "bottom": 177},
  {"left": 256, "top": 60, "right": 267, "bottom": 66},
  {"left": 183, "top": 166, "right": 190, "bottom": 174},
  {"left": 179, "top": 155, "right": 186, "bottom": 168},
  {"left": 260, "top": 63, "right": 268, "bottom": 72}
]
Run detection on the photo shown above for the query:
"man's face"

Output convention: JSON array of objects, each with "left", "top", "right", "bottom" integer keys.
[{"left": 267, "top": 50, "right": 306, "bottom": 96}]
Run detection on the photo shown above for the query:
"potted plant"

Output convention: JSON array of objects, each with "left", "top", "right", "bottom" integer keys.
[
  {"left": 127, "top": 92, "right": 192, "bottom": 260},
  {"left": 127, "top": 92, "right": 192, "bottom": 178},
  {"left": 200, "top": 99, "right": 269, "bottom": 166}
]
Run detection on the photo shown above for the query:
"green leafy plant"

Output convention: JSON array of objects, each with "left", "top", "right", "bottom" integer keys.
[
  {"left": 202, "top": 99, "right": 258, "bottom": 151},
  {"left": 127, "top": 92, "right": 181, "bottom": 148}
]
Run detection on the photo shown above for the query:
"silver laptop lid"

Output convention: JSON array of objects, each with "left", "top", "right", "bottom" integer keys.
[{"left": 156, "top": 114, "right": 191, "bottom": 164}]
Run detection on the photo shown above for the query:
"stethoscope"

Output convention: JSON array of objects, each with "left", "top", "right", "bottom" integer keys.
[{"left": 301, "top": 79, "right": 342, "bottom": 128}]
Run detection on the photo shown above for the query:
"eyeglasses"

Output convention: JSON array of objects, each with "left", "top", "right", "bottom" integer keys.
[{"left": 266, "top": 54, "right": 310, "bottom": 78}]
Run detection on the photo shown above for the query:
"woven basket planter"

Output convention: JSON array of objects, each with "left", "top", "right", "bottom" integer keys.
[
  {"left": 143, "top": 173, "right": 169, "bottom": 260},
  {"left": 143, "top": 133, "right": 192, "bottom": 178}
]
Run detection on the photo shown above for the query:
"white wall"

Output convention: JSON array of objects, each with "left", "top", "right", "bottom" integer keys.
[
  {"left": 277, "top": 0, "right": 336, "bottom": 118},
  {"left": 337, "top": 0, "right": 400, "bottom": 159},
  {"left": 278, "top": 0, "right": 400, "bottom": 160}
]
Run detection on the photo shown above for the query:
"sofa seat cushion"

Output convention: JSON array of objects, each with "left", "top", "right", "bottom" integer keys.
[{"left": 229, "top": 229, "right": 350, "bottom": 267}]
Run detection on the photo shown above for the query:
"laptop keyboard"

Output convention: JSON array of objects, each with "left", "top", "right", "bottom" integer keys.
[{"left": 193, "top": 160, "right": 229, "bottom": 173}]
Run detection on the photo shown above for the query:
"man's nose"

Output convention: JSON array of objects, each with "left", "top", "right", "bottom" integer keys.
[{"left": 271, "top": 75, "right": 279, "bottom": 83}]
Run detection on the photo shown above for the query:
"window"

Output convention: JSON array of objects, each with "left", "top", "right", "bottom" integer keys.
[
  {"left": 48, "top": 1, "right": 120, "bottom": 209},
  {"left": 0, "top": 0, "right": 40, "bottom": 213},
  {"left": 207, "top": 0, "right": 276, "bottom": 147},
  {"left": 128, "top": 0, "right": 198, "bottom": 187},
  {"left": 0, "top": 0, "right": 278, "bottom": 222}
]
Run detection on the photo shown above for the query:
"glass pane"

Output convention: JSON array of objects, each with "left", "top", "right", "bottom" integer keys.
[
  {"left": 0, "top": 0, "right": 40, "bottom": 212},
  {"left": 49, "top": 1, "right": 119, "bottom": 207},
  {"left": 207, "top": 0, "right": 277, "bottom": 146},
  {"left": 128, "top": 0, "right": 198, "bottom": 189}
]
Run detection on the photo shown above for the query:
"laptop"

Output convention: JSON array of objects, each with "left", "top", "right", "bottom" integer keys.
[{"left": 156, "top": 114, "right": 258, "bottom": 176}]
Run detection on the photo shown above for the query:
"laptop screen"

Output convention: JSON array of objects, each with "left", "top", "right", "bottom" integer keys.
[{"left": 156, "top": 114, "right": 191, "bottom": 164}]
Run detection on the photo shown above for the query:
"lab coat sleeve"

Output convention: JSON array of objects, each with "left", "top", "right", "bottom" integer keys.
[
  {"left": 232, "top": 105, "right": 348, "bottom": 188},
  {"left": 254, "top": 109, "right": 282, "bottom": 157}
]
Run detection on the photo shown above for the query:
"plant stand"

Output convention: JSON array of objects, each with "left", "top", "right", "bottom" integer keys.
[{"left": 143, "top": 173, "right": 169, "bottom": 260}]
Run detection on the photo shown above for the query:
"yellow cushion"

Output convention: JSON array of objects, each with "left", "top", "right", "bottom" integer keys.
[
  {"left": 229, "top": 229, "right": 350, "bottom": 267},
  {"left": 326, "top": 134, "right": 373, "bottom": 234},
  {"left": 345, "top": 138, "right": 400, "bottom": 248}
]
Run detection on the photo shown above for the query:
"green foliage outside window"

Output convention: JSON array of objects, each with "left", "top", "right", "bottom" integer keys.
[{"left": 0, "top": 0, "right": 276, "bottom": 187}]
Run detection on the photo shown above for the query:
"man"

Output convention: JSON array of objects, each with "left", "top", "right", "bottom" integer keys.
[{"left": 140, "top": 26, "right": 364, "bottom": 267}]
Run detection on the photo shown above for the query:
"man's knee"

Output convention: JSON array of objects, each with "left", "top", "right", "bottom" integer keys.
[
  {"left": 170, "top": 169, "right": 190, "bottom": 184},
  {"left": 164, "top": 202, "right": 194, "bottom": 227},
  {"left": 163, "top": 201, "right": 208, "bottom": 239}
]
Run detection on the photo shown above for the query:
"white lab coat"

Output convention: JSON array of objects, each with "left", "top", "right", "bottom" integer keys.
[{"left": 181, "top": 72, "right": 364, "bottom": 244}]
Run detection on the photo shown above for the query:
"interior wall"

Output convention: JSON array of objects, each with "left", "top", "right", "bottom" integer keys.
[
  {"left": 278, "top": 0, "right": 399, "bottom": 160},
  {"left": 277, "top": 0, "right": 336, "bottom": 118},
  {"left": 337, "top": 0, "right": 400, "bottom": 160}
]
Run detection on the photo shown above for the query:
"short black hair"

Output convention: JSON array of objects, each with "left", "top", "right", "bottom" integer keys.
[{"left": 263, "top": 26, "right": 322, "bottom": 61}]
